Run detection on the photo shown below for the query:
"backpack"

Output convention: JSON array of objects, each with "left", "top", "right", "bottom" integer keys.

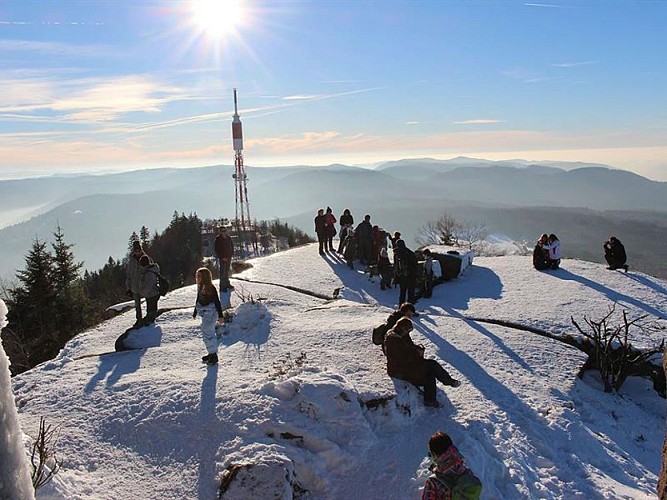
[
  {"left": 150, "top": 270, "right": 170, "bottom": 297},
  {"left": 372, "top": 323, "right": 389, "bottom": 345},
  {"left": 432, "top": 469, "right": 482, "bottom": 500}
]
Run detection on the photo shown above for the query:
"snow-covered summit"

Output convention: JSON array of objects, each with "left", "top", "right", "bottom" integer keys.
[{"left": 10, "top": 245, "right": 667, "bottom": 499}]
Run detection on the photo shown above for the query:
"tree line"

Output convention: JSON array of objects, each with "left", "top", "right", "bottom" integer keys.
[{"left": 1, "top": 212, "right": 311, "bottom": 375}]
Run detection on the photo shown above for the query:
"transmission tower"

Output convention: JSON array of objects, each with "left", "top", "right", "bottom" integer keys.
[{"left": 231, "top": 89, "right": 258, "bottom": 256}]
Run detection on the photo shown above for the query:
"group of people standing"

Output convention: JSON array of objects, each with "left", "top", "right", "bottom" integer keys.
[
  {"left": 315, "top": 208, "right": 425, "bottom": 305},
  {"left": 532, "top": 233, "right": 561, "bottom": 270}
]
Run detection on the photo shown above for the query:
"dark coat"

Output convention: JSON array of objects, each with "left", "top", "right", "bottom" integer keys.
[
  {"left": 214, "top": 234, "right": 234, "bottom": 260},
  {"left": 395, "top": 247, "right": 418, "bottom": 287},
  {"left": 314, "top": 214, "right": 327, "bottom": 237},
  {"left": 384, "top": 329, "right": 427, "bottom": 386},
  {"left": 604, "top": 239, "right": 627, "bottom": 267},
  {"left": 192, "top": 284, "right": 223, "bottom": 318},
  {"left": 340, "top": 213, "right": 354, "bottom": 228},
  {"left": 533, "top": 244, "right": 549, "bottom": 270},
  {"left": 355, "top": 220, "right": 373, "bottom": 243}
]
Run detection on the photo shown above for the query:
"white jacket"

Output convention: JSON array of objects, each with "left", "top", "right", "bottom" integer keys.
[{"left": 548, "top": 240, "right": 561, "bottom": 260}]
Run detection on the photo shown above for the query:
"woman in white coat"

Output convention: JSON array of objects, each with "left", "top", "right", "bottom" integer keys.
[{"left": 547, "top": 234, "right": 561, "bottom": 270}]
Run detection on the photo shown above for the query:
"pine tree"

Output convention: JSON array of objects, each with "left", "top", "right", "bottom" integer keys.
[
  {"left": 51, "top": 225, "right": 90, "bottom": 343},
  {"left": 9, "top": 238, "right": 58, "bottom": 356}
]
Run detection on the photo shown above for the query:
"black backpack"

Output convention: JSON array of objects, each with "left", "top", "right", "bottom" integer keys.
[
  {"left": 372, "top": 323, "right": 389, "bottom": 345},
  {"left": 150, "top": 270, "right": 170, "bottom": 297}
]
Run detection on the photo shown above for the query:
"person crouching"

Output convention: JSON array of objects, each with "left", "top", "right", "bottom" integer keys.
[{"left": 193, "top": 267, "right": 224, "bottom": 365}]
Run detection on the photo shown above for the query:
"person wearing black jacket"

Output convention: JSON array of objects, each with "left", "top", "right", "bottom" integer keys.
[
  {"left": 384, "top": 318, "right": 460, "bottom": 408},
  {"left": 394, "top": 239, "right": 418, "bottom": 305},
  {"left": 338, "top": 208, "right": 354, "bottom": 254},
  {"left": 604, "top": 236, "right": 628, "bottom": 271}
]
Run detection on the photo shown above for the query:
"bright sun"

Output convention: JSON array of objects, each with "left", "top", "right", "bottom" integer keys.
[{"left": 192, "top": 0, "right": 244, "bottom": 38}]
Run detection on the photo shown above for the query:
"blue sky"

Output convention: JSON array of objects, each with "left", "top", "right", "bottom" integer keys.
[{"left": 1, "top": 0, "right": 666, "bottom": 180}]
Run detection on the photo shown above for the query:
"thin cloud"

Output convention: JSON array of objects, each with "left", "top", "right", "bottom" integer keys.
[
  {"left": 524, "top": 3, "right": 566, "bottom": 8},
  {"left": 283, "top": 87, "right": 381, "bottom": 102},
  {"left": 283, "top": 95, "right": 320, "bottom": 101},
  {"left": 0, "top": 39, "right": 116, "bottom": 58},
  {"left": 550, "top": 61, "right": 598, "bottom": 68},
  {"left": 454, "top": 119, "right": 505, "bottom": 125}
]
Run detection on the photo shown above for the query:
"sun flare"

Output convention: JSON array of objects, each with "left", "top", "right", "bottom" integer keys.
[{"left": 191, "top": 0, "right": 244, "bottom": 38}]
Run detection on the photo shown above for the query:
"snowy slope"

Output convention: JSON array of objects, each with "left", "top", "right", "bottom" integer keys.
[{"left": 10, "top": 245, "right": 667, "bottom": 499}]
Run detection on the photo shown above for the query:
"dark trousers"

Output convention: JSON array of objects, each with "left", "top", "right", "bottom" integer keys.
[
  {"left": 326, "top": 235, "right": 334, "bottom": 252},
  {"left": 399, "top": 283, "right": 415, "bottom": 305},
  {"left": 338, "top": 227, "right": 349, "bottom": 253},
  {"left": 422, "top": 359, "right": 455, "bottom": 402},
  {"left": 133, "top": 293, "right": 143, "bottom": 321},
  {"left": 318, "top": 236, "right": 326, "bottom": 254},
  {"left": 218, "top": 258, "right": 231, "bottom": 290},
  {"left": 145, "top": 295, "right": 159, "bottom": 324}
]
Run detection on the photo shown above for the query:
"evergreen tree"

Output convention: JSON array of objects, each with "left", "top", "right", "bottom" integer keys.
[
  {"left": 6, "top": 238, "right": 57, "bottom": 367},
  {"left": 51, "top": 226, "right": 91, "bottom": 343}
]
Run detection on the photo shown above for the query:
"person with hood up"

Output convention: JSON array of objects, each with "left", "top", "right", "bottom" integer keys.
[
  {"left": 138, "top": 255, "right": 161, "bottom": 326},
  {"left": 422, "top": 431, "right": 482, "bottom": 500},
  {"left": 384, "top": 317, "right": 460, "bottom": 408}
]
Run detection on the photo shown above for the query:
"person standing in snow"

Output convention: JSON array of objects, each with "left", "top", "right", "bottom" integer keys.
[
  {"left": 138, "top": 255, "right": 160, "bottom": 326},
  {"left": 422, "top": 249, "right": 436, "bottom": 298},
  {"left": 193, "top": 267, "right": 224, "bottom": 366},
  {"left": 394, "top": 239, "right": 419, "bottom": 305},
  {"left": 422, "top": 431, "right": 482, "bottom": 500},
  {"left": 547, "top": 234, "right": 561, "bottom": 270},
  {"left": 324, "top": 207, "right": 337, "bottom": 252},
  {"left": 355, "top": 214, "right": 374, "bottom": 264},
  {"left": 314, "top": 208, "right": 327, "bottom": 255},
  {"left": 126, "top": 240, "right": 150, "bottom": 328},
  {"left": 338, "top": 208, "right": 354, "bottom": 254},
  {"left": 378, "top": 247, "right": 393, "bottom": 290},
  {"left": 343, "top": 228, "right": 358, "bottom": 269},
  {"left": 214, "top": 226, "right": 234, "bottom": 291},
  {"left": 603, "top": 236, "right": 628, "bottom": 271},
  {"left": 384, "top": 317, "right": 460, "bottom": 408}
]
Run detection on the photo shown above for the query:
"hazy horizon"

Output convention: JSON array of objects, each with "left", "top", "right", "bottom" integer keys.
[{"left": 1, "top": 1, "right": 666, "bottom": 181}]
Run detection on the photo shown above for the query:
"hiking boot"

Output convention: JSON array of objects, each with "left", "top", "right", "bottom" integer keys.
[
  {"left": 424, "top": 399, "right": 440, "bottom": 408},
  {"left": 623, "top": 264, "right": 629, "bottom": 273},
  {"left": 450, "top": 379, "right": 461, "bottom": 388},
  {"left": 202, "top": 354, "right": 211, "bottom": 363},
  {"left": 206, "top": 353, "right": 219, "bottom": 365}
]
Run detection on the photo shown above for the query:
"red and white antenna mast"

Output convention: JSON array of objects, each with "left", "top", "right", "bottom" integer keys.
[{"left": 231, "top": 89, "right": 257, "bottom": 256}]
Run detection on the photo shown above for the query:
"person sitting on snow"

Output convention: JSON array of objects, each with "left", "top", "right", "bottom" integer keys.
[{"left": 384, "top": 318, "right": 460, "bottom": 408}]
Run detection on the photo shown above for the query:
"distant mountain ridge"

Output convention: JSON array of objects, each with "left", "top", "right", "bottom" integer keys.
[{"left": 1, "top": 157, "right": 665, "bottom": 280}]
